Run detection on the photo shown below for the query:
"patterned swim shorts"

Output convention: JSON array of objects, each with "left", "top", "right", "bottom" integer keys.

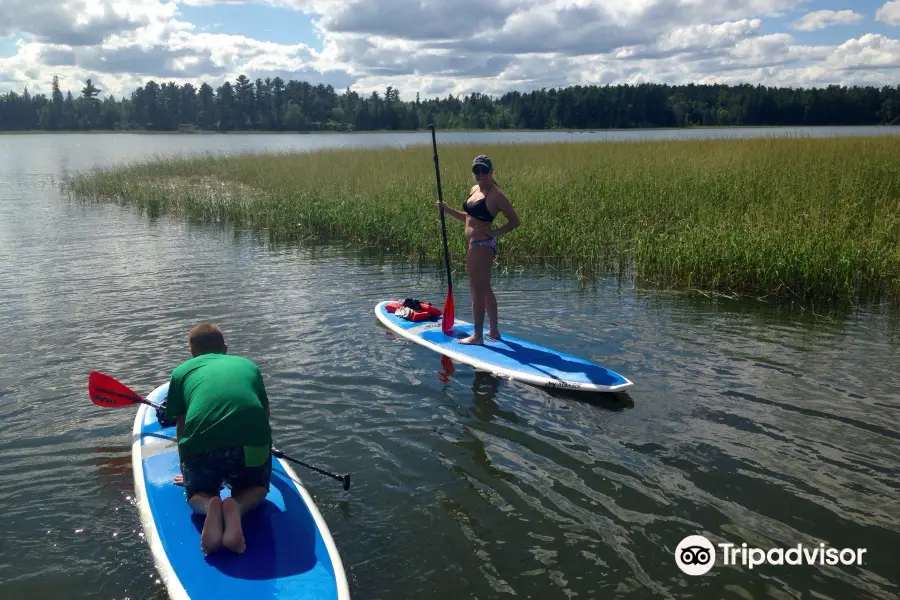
[{"left": 180, "top": 445, "right": 272, "bottom": 499}]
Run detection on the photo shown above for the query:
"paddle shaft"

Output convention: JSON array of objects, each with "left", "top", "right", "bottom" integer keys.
[
  {"left": 89, "top": 372, "right": 350, "bottom": 491},
  {"left": 272, "top": 448, "right": 351, "bottom": 491},
  {"left": 428, "top": 124, "right": 453, "bottom": 294}
]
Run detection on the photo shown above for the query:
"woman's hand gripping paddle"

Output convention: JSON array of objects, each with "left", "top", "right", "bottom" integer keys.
[
  {"left": 428, "top": 124, "right": 455, "bottom": 335},
  {"left": 88, "top": 370, "right": 163, "bottom": 410}
]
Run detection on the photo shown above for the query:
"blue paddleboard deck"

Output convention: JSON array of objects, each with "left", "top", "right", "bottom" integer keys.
[
  {"left": 132, "top": 383, "right": 350, "bottom": 600},
  {"left": 375, "top": 300, "right": 633, "bottom": 392}
]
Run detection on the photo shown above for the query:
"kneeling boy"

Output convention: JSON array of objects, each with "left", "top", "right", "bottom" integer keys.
[{"left": 164, "top": 323, "right": 273, "bottom": 555}]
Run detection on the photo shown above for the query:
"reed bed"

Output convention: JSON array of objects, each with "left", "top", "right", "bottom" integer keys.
[{"left": 66, "top": 137, "right": 900, "bottom": 304}]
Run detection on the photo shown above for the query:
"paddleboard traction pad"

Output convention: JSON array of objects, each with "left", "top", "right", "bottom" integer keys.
[
  {"left": 132, "top": 382, "right": 350, "bottom": 600},
  {"left": 375, "top": 300, "right": 633, "bottom": 393}
]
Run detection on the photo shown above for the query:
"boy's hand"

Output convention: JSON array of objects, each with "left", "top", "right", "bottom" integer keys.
[{"left": 173, "top": 474, "right": 184, "bottom": 486}]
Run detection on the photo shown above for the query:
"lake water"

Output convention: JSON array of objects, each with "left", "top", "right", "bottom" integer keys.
[{"left": 1, "top": 129, "right": 898, "bottom": 600}]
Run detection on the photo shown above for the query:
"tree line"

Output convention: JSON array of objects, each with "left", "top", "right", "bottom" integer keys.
[{"left": 1, "top": 74, "right": 899, "bottom": 132}]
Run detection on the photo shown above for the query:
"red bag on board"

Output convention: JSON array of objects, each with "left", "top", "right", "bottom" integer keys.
[{"left": 386, "top": 298, "right": 442, "bottom": 322}]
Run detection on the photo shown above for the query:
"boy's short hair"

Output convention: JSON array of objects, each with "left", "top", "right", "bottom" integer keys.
[{"left": 188, "top": 323, "right": 226, "bottom": 355}]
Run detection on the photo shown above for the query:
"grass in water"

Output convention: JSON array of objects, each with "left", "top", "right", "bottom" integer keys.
[{"left": 66, "top": 137, "right": 900, "bottom": 305}]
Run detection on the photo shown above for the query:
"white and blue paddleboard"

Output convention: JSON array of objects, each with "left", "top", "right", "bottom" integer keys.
[
  {"left": 131, "top": 382, "right": 350, "bottom": 600},
  {"left": 375, "top": 300, "right": 633, "bottom": 393}
]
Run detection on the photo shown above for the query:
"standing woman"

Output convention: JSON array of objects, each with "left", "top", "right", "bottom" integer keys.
[{"left": 437, "top": 154, "right": 521, "bottom": 345}]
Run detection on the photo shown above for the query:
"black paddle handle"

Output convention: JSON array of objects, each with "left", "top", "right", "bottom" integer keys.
[
  {"left": 429, "top": 124, "right": 453, "bottom": 293},
  {"left": 272, "top": 447, "right": 351, "bottom": 491}
]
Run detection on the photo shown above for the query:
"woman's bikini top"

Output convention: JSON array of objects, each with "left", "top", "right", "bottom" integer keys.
[{"left": 463, "top": 185, "right": 495, "bottom": 222}]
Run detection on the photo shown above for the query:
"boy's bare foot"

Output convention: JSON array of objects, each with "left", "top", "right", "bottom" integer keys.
[
  {"left": 487, "top": 331, "right": 502, "bottom": 341},
  {"left": 200, "top": 497, "right": 223, "bottom": 555},
  {"left": 458, "top": 335, "right": 483, "bottom": 345},
  {"left": 222, "top": 497, "right": 246, "bottom": 554}
]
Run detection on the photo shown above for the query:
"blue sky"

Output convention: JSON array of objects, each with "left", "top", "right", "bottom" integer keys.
[
  {"left": 173, "top": 1, "right": 896, "bottom": 50},
  {"left": 1, "top": 36, "right": 19, "bottom": 59},
  {"left": 781, "top": 0, "right": 897, "bottom": 43},
  {"left": 0, "top": 0, "right": 898, "bottom": 100},
  {"left": 176, "top": 2, "right": 323, "bottom": 50},
  {"left": 165, "top": 0, "right": 897, "bottom": 50}
]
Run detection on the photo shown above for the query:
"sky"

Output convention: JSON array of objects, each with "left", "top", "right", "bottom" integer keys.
[{"left": 0, "top": 0, "right": 899, "bottom": 101}]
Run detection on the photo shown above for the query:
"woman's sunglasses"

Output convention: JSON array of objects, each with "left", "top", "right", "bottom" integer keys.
[{"left": 472, "top": 166, "right": 490, "bottom": 175}]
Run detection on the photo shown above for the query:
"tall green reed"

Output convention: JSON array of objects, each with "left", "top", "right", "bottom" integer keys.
[{"left": 66, "top": 137, "right": 900, "bottom": 305}]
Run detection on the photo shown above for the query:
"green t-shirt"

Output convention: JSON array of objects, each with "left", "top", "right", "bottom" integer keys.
[{"left": 164, "top": 352, "right": 272, "bottom": 466}]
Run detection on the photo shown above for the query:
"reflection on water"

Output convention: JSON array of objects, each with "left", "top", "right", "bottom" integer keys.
[{"left": 0, "top": 132, "right": 898, "bottom": 600}]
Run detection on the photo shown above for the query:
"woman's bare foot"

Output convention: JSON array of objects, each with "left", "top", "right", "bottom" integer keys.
[
  {"left": 222, "top": 497, "right": 246, "bottom": 554},
  {"left": 458, "top": 334, "right": 483, "bottom": 345},
  {"left": 200, "top": 497, "right": 223, "bottom": 555}
]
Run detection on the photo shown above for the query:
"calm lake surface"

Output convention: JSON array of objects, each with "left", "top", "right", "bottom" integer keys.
[{"left": 1, "top": 129, "right": 898, "bottom": 600}]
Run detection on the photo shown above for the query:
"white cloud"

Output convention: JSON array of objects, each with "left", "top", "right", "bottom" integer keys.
[
  {"left": 615, "top": 18, "right": 764, "bottom": 60},
  {"left": 1, "top": 0, "right": 899, "bottom": 103},
  {"left": 0, "top": 0, "right": 354, "bottom": 98},
  {"left": 792, "top": 9, "right": 863, "bottom": 31},
  {"left": 0, "top": 0, "right": 179, "bottom": 46},
  {"left": 876, "top": 1, "right": 900, "bottom": 26},
  {"left": 177, "top": 0, "right": 249, "bottom": 4},
  {"left": 825, "top": 33, "right": 900, "bottom": 69}
]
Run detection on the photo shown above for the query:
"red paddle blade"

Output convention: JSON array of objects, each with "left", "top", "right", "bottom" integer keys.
[
  {"left": 442, "top": 292, "right": 455, "bottom": 334},
  {"left": 440, "top": 354, "right": 455, "bottom": 378},
  {"left": 88, "top": 371, "right": 145, "bottom": 408}
]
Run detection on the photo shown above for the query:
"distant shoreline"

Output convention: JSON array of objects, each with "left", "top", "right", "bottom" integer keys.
[{"left": 1, "top": 124, "right": 896, "bottom": 136}]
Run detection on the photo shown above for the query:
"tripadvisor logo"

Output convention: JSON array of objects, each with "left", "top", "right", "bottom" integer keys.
[
  {"left": 675, "top": 535, "right": 717, "bottom": 576},
  {"left": 675, "top": 535, "right": 867, "bottom": 576}
]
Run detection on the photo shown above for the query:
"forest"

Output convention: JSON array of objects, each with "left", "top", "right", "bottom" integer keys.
[{"left": 1, "top": 74, "right": 899, "bottom": 132}]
